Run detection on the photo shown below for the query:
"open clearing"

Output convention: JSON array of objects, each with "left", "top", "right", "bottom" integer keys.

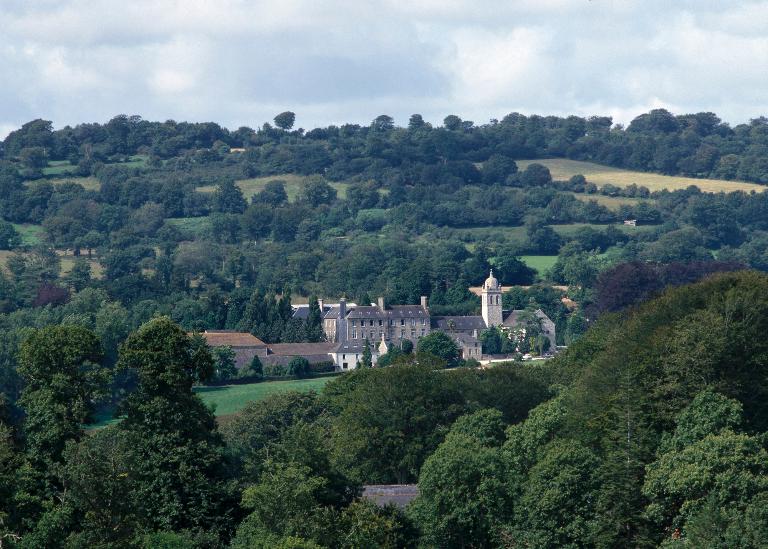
[
  {"left": 454, "top": 222, "right": 656, "bottom": 246},
  {"left": 520, "top": 255, "right": 558, "bottom": 275},
  {"left": 565, "top": 192, "right": 647, "bottom": 211},
  {"left": 90, "top": 377, "right": 333, "bottom": 429},
  {"left": 197, "top": 174, "right": 349, "bottom": 202},
  {"left": 517, "top": 158, "right": 765, "bottom": 193},
  {"left": 195, "top": 377, "right": 333, "bottom": 416},
  {"left": 13, "top": 223, "right": 44, "bottom": 245}
]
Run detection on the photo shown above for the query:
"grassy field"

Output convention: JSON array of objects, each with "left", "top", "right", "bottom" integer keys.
[
  {"left": 520, "top": 255, "right": 558, "bottom": 275},
  {"left": 197, "top": 174, "right": 349, "bottom": 202},
  {"left": 453, "top": 222, "right": 655, "bottom": 245},
  {"left": 89, "top": 377, "right": 334, "bottom": 429},
  {"left": 517, "top": 158, "right": 765, "bottom": 193},
  {"left": 195, "top": 377, "right": 333, "bottom": 416},
  {"left": 47, "top": 176, "right": 101, "bottom": 191},
  {"left": 165, "top": 216, "right": 213, "bottom": 237},
  {"left": 566, "top": 192, "right": 646, "bottom": 211},
  {"left": 42, "top": 160, "right": 78, "bottom": 176},
  {"left": 13, "top": 223, "right": 44, "bottom": 245}
]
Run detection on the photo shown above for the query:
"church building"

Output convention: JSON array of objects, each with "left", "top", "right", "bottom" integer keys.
[{"left": 315, "top": 271, "right": 556, "bottom": 370}]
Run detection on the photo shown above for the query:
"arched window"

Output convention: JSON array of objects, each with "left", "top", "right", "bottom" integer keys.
[{"left": 496, "top": 295, "right": 500, "bottom": 305}]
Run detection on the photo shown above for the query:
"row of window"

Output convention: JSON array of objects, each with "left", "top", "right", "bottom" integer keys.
[
  {"left": 350, "top": 318, "right": 426, "bottom": 327},
  {"left": 350, "top": 329, "right": 427, "bottom": 339}
]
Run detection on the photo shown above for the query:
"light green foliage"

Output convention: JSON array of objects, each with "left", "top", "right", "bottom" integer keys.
[
  {"left": 235, "top": 461, "right": 328, "bottom": 542},
  {"left": 507, "top": 440, "right": 601, "bottom": 548},
  {"left": 642, "top": 390, "right": 768, "bottom": 542},
  {"left": 644, "top": 431, "right": 768, "bottom": 537}
]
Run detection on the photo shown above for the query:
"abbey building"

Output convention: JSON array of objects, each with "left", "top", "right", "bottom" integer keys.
[{"left": 315, "top": 271, "right": 555, "bottom": 370}]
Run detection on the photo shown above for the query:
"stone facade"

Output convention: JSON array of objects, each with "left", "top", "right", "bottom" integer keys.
[
  {"left": 306, "top": 271, "right": 557, "bottom": 370},
  {"left": 481, "top": 270, "right": 503, "bottom": 327}
]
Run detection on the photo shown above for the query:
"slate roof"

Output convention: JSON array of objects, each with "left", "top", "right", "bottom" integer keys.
[
  {"left": 199, "top": 330, "right": 266, "bottom": 347},
  {"left": 454, "top": 333, "right": 481, "bottom": 346},
  {"left": 431, "top": 315, "right": 487, "bottom": 332},
  {"left": 292, "top": 305, "right": 332, "bottom": 320},
  {"left": 362, "top": 485, "right": 420, "bottom": 508},
  {"left": 267, "top": 342, "right": 337, "bottom": 356},
  {"left": 262, "top": 354, "right": 334, "bottom": 367},
  {"left": 503, "top": 309, "right": 553, "bottom": 328},
  {"left": 346, "top": 305, "right": 428, "bottom": 319},
  {"left": 333, "top": 340, "right": 374, "bottom": 353}
]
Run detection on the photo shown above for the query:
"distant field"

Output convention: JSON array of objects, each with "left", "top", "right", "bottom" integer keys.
[
  {"left": 453, "top": 222, "right": 654, "bottom": 246},
  {"left": 165, "top": 216, "right": 212, "bottom": 237},
  {"left": 0, "top": 248, "right": 102, "bottom": 278},
  {"left": 42, "top": 160, "right": 78, "bottom": 176},
  {"left": 89, "top": 377, "right": 334, "bottom": 429},
  {"left": 197, "top": 174, "right": 349, "bottom": 202},
  {"left": 195, "top": 377, "right": 333, "bottom": 416},
  {"left": 520, "top": 255, "right": 558, "bottom": 275},
  {"left": 566, "top": 192, "right": 647, "bottom": 211},
  {"left": 46, "top": 176, "right": 101, "bottom": 191},
  {"left": 13, "top": 223, "right": 44, "bottom": 245},
  {"left": 58, "top": 252, "right": 104, "bottom": 278},
  {"left": 518, "top": 158, "right": 765, "bottom": 193}
]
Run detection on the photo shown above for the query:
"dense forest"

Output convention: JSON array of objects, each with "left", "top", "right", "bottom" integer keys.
[
  {"left": 1, "top": 270, "right": 767, "bottom": 547},
  {"left": 1, "top": 110, "right": 768, "bottom": 330},
  {"left": 1, "top": 111, "right": 768, "bottom": 546}
]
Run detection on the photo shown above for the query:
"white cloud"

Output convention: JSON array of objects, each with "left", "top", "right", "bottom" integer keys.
[{"left": 0, "top": 0, "right": 767, "bottom": 136}]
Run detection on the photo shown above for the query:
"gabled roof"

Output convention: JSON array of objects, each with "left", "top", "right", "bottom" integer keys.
[
  {"left": 431, "top": 315, "right": 487, "bottom": 332},
  {"left": 334, "top": 340, "right": 376, "bottom": 353},
  {"left": 292, "top": 305, "right": 333, "bottom": 320},
  {"left": 503, "top": 309, "right": 553, "bottom": 327},
  {"left": 267, "top": 342, "right": 337, "bottom": 356},
  {"left": 362, "top": 485, "right": 420, "bottom": 508},
  {"left": 199, "top": 330, "right": 266, "bottom": 347},
  {"left": 346, "top": 305, "right": 428, "bottom": 319}
]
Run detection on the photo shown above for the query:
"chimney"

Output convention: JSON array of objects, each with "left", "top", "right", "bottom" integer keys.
[
  {"left": 420, "top": 295, "right": 428, "bottom": 309},
  {"left": 318, "top": 298, "right": 324, "bottom": 312},
  {"left": 377, "top": 296, "right": 385, "bottom": 310},
  {"left": 338, "top": 298, "right": 347, "bottom": 342}
]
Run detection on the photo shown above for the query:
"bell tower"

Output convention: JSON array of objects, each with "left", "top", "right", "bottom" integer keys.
[{"left": 481, "top": 270, "right": 502, "bottom": 327}]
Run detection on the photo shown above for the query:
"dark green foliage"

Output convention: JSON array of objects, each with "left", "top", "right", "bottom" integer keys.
[
  {"left": 116, "top": 317, "right": 233, "bottom": 537},
  {"left": 0, "top": 221, "right": 21, "bottom": 250},
  {"left": 411, "top": 409, "right": 510, "bottom": 547},
  {"left": 18, "top": 325, "right": 107, "bottom": 465},
  {"left": 416, "top": 331, "right": 459, "bottom": 367},
  {"left": 328, "top": 363, "right": 468, "bottom": 483},
  {"left": 287, "top": 356, "right": 310, "bottom": 378},
  {"left": 273, "top": 112, "right": 296, "bottom": 131}
]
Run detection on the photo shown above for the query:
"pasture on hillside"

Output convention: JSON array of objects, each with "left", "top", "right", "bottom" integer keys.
[
  {"left": 89, "top": 376, "right": 334, "bottom": 429},
  {"left": 195, "top": 377, "right": 333, "bottom": 416},
  {"left": 519, "top": 255, "right": 558, "bottom": 275},
  {"left": 197, "top": 174, "right": 350, "bottom": 202},
  {"left": 450, "top": 222, "right": 655, "bottom": 249},
  {"left": 517, "top": 158, "right": 765, "bottom": 193}
]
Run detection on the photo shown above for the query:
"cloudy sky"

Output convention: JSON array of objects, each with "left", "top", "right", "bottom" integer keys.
[{"left": 1, "top": 0, "right": 767, "bottom": 137}]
